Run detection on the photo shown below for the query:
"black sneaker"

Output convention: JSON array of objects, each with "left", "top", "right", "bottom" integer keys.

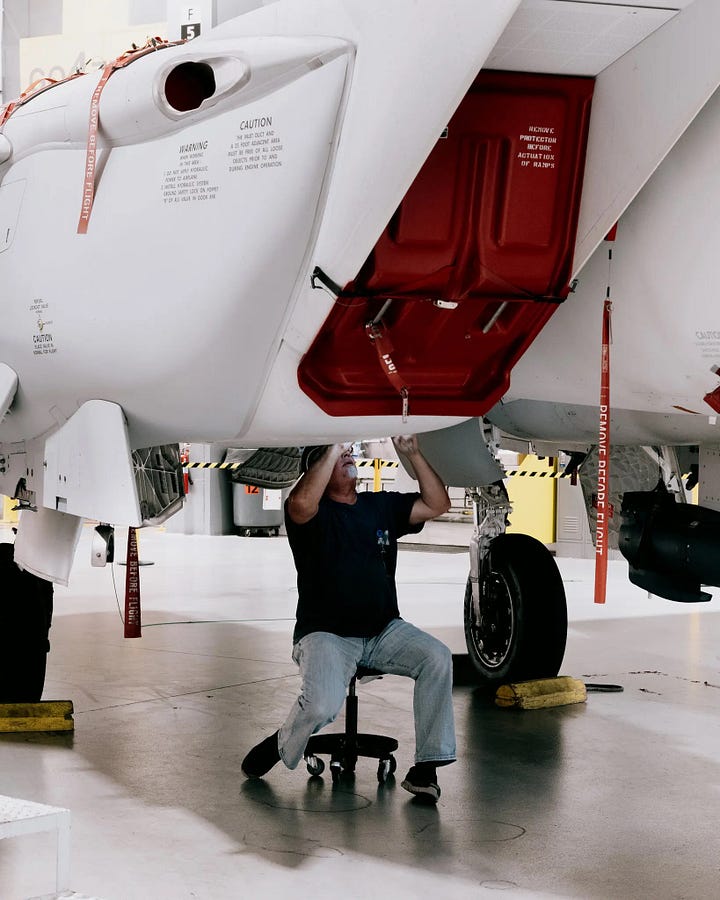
[
  {"left": 241, "top": 731, "right": 281, "bottom": 778},
  {"left": 401, "top": 764, "right": 441, "bottom": 802}
]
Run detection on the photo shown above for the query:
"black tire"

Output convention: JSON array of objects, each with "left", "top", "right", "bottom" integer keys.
[
  {"left": 463, "top": 533, "right": 567, "bottom": 687},
  {"left": 0, "top": 545, "right": 53, "bottom": 702}
]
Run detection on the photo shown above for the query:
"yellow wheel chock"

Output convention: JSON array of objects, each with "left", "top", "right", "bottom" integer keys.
[
  {"left": 0, "top": 701, "right": 74, "bottom": 733},
  {"left": 495, "top": 676, "right": 587, "bottom": 710}
]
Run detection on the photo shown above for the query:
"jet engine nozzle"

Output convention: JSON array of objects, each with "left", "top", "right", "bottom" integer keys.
[{"left": 619, "top": 490, "right": 720, "bottom": 602}]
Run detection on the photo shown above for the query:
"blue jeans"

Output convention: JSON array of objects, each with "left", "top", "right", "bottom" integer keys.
[{"left": 278, "top": 618, "right": 456, "bottom": 769}]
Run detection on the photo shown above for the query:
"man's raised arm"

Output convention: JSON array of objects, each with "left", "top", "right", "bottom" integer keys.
[
  {"left": 392, "top": 435, "right": 451, "bottom": 525},
  {"left": 286, "top": 445, "right": 343, "bottom": 525}
]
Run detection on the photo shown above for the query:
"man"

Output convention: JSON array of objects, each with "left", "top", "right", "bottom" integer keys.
[{"left": 241, "top": 436, "right": 456, "bottom": 802}]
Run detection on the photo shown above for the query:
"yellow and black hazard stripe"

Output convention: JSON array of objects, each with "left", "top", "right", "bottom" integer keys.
[
  {"left": 184, "top": 458, "right": 401, "bottom": 470},
  {"left": 356, "top": 459, "right": 399, "bottom": 469},
  {"left": 184, "top": 461, "right": 244, "bottom": 470},
  {"left": 505, "top": 469, "right": 576, "bottom": 478},
  {"left": 184, "top": 462, "right": 574, "bottom": 476}
]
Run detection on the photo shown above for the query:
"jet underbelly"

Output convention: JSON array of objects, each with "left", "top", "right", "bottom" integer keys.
[{"left": 506, "top": 81, "right": 720, "bottom": 431}]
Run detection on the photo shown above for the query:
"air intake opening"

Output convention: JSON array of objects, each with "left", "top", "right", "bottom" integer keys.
[{"left": 164, "top": 62, "right": 216, "bottom": 112}]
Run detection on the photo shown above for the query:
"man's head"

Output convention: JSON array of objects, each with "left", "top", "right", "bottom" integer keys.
[
  {"left": 301, "top": 444, "right": 357, "bottom": 495},
  {"left": 326, "top": 444, "right": 358, "bottom": 494}
]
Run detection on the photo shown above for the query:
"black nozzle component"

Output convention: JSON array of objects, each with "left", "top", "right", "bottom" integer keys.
[{"left": 619, "top": 490, "right": 720, "bottom": 603}]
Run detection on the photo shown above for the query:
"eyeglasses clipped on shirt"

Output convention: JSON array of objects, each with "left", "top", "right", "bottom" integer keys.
[{"left": 377, "top": 529, "right": 390, "bottom": 571}]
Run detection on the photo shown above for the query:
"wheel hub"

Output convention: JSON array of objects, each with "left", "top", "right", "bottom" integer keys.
[{"left": 470, "top": 571, "right": 514, "bottom": 669}]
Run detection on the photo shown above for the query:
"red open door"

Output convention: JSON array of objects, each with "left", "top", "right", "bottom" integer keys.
[{"left": 299, "top": 70, "right": 594, "bottom": 417}]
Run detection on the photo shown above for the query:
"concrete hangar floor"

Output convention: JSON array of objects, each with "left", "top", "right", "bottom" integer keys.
[{"left": 1, "top": 520, "right": 719, "bottom": 900}]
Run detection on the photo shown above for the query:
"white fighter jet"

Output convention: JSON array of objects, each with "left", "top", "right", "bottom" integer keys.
[{"left": 2, "top": 0, "right": 720, "bottom": 686}]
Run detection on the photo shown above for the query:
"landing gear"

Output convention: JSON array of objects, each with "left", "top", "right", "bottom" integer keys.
[
  {"left": 464, "top": 533, "right": 567, "bottom": 686},
  {"left": 0, "top": 544, "right": 53, "bottom": 702}
]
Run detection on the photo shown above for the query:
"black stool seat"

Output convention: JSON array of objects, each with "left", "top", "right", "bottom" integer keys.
[{"left": 303, "top": 667, "right": 398, "bottom": 783}]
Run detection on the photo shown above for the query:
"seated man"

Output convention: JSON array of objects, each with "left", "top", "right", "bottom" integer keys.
[{"left": 241, "top": 436, "right": 456, "bottom": 802}]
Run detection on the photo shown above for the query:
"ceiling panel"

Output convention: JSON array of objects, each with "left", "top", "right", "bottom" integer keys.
[
  {"left": 486, "top": 0, "right": 679, "bottom": 76},
  {"left": 565, "top": 0, "right": 689, "bottom": 7}
]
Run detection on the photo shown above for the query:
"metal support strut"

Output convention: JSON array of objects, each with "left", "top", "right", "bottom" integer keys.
[{"left": 466, "top": 483, "right": 512, "bottom": 621}]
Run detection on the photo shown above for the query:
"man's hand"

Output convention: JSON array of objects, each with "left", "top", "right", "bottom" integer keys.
[{"left": 392, "top": 434, "right": 419, "bottom": 457}]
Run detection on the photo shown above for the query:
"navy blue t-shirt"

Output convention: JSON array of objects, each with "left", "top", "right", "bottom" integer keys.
[{"left": 285, "top": 491, "right": 423, "bottom": 642}]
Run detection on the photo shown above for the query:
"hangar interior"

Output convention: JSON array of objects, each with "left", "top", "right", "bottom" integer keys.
[
  {"left": 1, "top": 522, "right": 720, "bottom": 899},
  {"left": 2, "top": 2, "right": 720, "bottom": 898}
]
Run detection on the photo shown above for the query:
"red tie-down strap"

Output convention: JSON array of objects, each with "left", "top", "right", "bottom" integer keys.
[
  {"left": 593, "top": 297, "right": 612, "bottom": 604},
  {"left": 77, "top": 37, "right": 186, "bottom": 234},
  {"left": 593, "top": 225, "right": 617, "bottom": 604},
  {"left": 365, "top": 320, "right": 410, "bottom": 422},
  {"left": 0, "top": 73, "right": 86, "bottom": 127},
  {"left": 124, "top": 527, "right": 142, "bottom": 638}
]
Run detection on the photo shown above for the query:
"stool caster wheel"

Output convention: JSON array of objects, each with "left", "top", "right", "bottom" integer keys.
[
  {"left": 305, "top": 755, "right": 325, "bottom": 777},
  {"left": 377, "top": 755, "right": 397, "bottom": 783},
  {"left": 330, "top": 759, "right": 343, "bottom": 783}
]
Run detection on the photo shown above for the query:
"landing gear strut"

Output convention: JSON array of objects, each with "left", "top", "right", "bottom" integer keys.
[{"left": 463, "top": 486, "right": 567, "bottom": 686}]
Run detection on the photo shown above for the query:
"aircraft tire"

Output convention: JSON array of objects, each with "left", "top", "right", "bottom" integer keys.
[
  {"left": 0, "top": 545, "right": 53, "bottom": 702},
  {"left": 463, "top": 533, "right": 567, "bottom": 687}
]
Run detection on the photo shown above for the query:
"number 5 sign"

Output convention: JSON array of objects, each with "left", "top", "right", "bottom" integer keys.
[
  {"left": 181, "top": 22, "right": 201, "bottom": 41},
  {"left": 168, "top": 1, "right": 213, "bottom": 41}
]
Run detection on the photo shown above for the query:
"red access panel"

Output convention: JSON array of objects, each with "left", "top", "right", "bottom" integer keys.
[{"left": 298, "top": 70, "right": 595, "bottom": 417}]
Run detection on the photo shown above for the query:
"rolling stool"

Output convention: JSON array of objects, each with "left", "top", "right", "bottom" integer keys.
[{"left": 303, "top": 667, "right": 398, "bottom": 783}]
